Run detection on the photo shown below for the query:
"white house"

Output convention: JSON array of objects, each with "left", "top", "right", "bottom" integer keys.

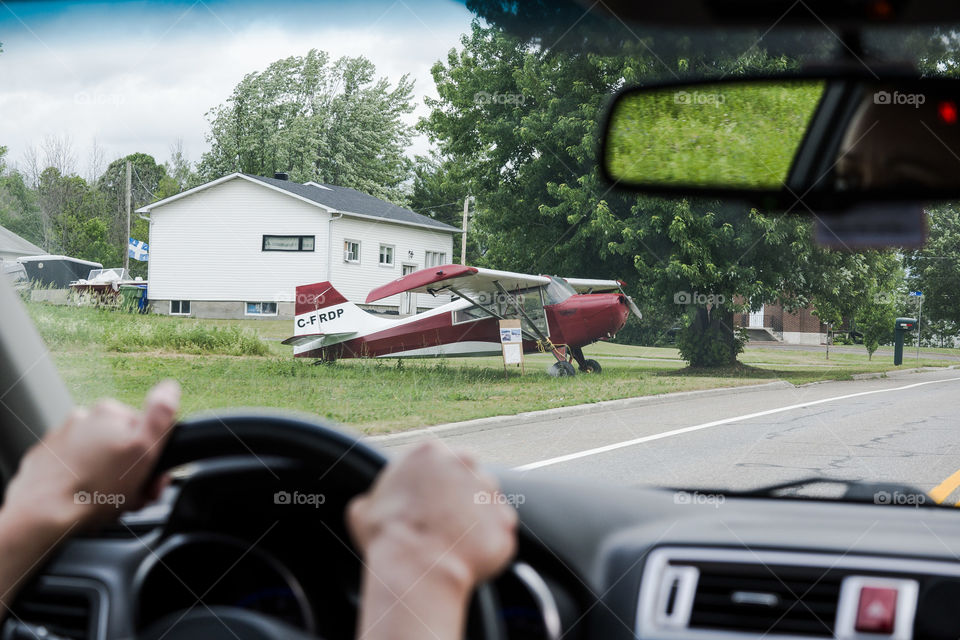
[{"left": 137, "top": 173, "right": 459, "bottom": 319}]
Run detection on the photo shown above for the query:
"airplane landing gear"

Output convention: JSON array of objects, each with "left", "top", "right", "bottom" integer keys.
[
  {"left": 547, "top": 361, "right": 577, "bottom": 377},
  {"left": 579, "top": 359, "right": 602, "bottom": 374},
  {"left": 570, "top": 346, "right": 602, "bottom": 374}
]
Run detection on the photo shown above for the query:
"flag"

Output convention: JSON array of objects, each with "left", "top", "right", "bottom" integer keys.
[{"left": 128, "top": 238, "right": 149, "bottom": 262}]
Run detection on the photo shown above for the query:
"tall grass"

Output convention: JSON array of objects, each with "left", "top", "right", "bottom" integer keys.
[{"left": 26, "top": 302, "right": 269, "bottom": 356}]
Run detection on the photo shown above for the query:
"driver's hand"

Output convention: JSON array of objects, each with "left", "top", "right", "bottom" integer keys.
[
  {"left": 347, "top": 439, "right": 518, "bottom": 592},
  {"left": 3, "top": 380, "right": 180, "bottom": 532}
]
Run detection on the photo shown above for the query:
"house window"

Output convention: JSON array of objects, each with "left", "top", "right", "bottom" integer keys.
[
  {"left": 245, "top": 302, "right": 278, "bottom": 316},
  {"left": 170, "top": 300, "right": 191, "bottom": 315},
  {"left": 344, "top": 240, "right": 360, "bottom": 263},
  {"left": 263, "top": 235, "right": 315, "bottom": 251},
  {"left": 425, "top": 251, "right": 447, "bottom": 267},
  {"left": 379, "top": 244, "right": 394, "bottom": 267}
]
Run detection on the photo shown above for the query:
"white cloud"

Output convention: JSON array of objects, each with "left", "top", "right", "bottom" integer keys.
[{"left": 0, "top": 0, "right": 472, "bottom": 177}]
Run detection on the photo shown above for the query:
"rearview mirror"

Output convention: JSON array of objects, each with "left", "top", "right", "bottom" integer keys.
[{"left": 601, "top": 74, "right": 960, "bottom": 210}]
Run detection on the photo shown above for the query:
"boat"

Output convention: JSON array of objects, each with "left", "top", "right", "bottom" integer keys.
[
  {"left": 18, "top": 255, "right": 102, "bottom": 288},
  {"left": 70, "top": 268, "right": 148, "bottom": 311}
]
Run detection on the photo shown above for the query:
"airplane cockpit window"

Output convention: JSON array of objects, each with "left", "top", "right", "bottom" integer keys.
[
  {"left": 544, "top": 277, "right": 576, "bottom": 305},
  {"left": 450, "top": 286, "right": 549, "bottom": 336}
]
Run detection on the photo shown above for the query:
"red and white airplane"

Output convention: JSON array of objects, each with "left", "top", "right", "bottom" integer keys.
[{"left": 282, "top": 264, "right": 641, "bottom": 376}]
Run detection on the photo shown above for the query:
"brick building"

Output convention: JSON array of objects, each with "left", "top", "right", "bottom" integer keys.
[{"left": 734, "top": 301, "right": 831, "bottom": 345}]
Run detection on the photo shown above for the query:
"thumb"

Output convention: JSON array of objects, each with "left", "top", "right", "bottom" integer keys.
[{"left": 142, "top": 380, "right": 181, "bottom": 444}]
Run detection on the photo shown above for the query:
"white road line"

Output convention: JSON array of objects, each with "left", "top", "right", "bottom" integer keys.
[{"left": 515, "top": 374, "right": 960, "bottom": 471}]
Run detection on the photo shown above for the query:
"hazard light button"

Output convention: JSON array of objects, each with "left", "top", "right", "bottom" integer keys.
[
  {"left": 836, "top": 576, "right": 918, "bottom": 640},
  {"left": 856, "top": 586, "right": 898, "bottom": 633}
]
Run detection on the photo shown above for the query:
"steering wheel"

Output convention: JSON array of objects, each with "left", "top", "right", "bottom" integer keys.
[{"left": 139, "top": 412, "right": 505, "bottom": 640}]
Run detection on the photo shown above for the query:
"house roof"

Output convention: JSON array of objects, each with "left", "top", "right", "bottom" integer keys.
[
  {"left": 0, "top": 224, "right": 43, "bottom": 258},
  {"left": 137, "top": 172, "right": 460, "bottom": 234}
]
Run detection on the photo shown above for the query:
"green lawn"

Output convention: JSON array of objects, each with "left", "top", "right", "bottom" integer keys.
[
  {"left": 605, "top": 81, "right": 825, "bottom": 188},
  {"left": 29, "top": 302, "right": 956, "bottom": 434}
]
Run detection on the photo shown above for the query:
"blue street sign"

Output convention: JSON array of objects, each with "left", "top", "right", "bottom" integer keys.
[{"left": 909, "top": 291, "right": 922, "bottom": 297}]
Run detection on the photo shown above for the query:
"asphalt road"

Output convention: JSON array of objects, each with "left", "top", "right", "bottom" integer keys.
[{"left": 372, "top": 368, "right": 960, "bottom": 503}]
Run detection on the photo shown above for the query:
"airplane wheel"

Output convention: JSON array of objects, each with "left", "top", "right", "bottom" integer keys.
[
  {"left": 579, "top": 359, "right": 602, "bottom": 374},
  {"left": 547, "top": 361, "right": 577, "bottom": 377}
]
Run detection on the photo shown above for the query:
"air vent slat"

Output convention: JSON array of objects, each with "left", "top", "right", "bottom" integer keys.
[
  {"left": 686, "top": 562, "right": 841, "bottom": 637},
  {"left": 692, "top": 594, "right": 838, "bottom": 614},
  {"left": 8, "top": 580, "right": 99, "bottom": 640}
]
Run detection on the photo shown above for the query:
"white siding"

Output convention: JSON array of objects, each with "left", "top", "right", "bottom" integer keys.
[
  {"left": 147, "top": 176, "right": 455, "bottom": 310},
  {"left": 148, "top": 178, "right": 329, "bottom": 303},
  {"left": 328, "top": 216, "right": 454, "bottom": 309}
]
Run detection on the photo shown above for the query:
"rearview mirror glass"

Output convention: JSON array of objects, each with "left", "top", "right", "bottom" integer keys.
[{"left": 601, "top": 76, "right": 960, "bottom": 209}]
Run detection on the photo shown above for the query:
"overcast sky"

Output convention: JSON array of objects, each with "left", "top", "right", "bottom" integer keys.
[{"left": 0, "top": 0, "right": 474, "bottom": 178}]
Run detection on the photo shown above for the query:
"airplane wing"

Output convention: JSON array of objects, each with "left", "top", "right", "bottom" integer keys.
[
  {"left": 365, "top": 264, "right": 551, "bottom": 303},
  {"left": 563, "top": 277, "right": 625, "bottom": 293},
  {"left": 281, "top": 331, "right": 357, "bottom": 348}
]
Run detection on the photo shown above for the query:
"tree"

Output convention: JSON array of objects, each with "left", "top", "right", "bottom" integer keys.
[
  {"left": 421, "top": 21, "right": 909, "bottom": 366},
  {"left": 165, "top": 139, "right": 198, "bottom": 192},
  {"left": 0, "top": 148, "right": 44, "bottom": 248},
  {"left": 408, "top": 153, "right": 478, "bottom": 261},
  {"left": 906, "top": 206, "right": 960, "bottom": 333},
  {"left": 97, "top": 153, "right": 168, "bottom": 273},
  {"left": 856, "top": 301, "right": 897, "bottom": 360},
  {"left": 199, "top": 50, "right": 415, "bottom": 203}
]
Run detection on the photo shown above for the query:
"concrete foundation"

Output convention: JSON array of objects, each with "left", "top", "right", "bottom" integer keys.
[
  {"left": 151, "top": 300, "right": 403, "bottom": 319},
  {"left": 782, "top": 331, "right": 827, "bottom": 345}
]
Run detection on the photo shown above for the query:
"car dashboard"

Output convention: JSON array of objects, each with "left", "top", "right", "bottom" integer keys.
[{"left": 6, "top": 461, "right": 960, "bottom": 640}]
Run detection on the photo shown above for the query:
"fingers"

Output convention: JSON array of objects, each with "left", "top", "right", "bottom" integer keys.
[{"left": 142, "top": 380, "right": 181, "bottom": 444}]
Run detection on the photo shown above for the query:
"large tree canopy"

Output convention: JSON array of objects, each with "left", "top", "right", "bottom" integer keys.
[
  {"left": 906, "top": 206, "right": 960, "bottom": 343},
  {"left": 199, "top": 49, "right": 415, "bottom": 203},
  {"left": 420, "top": 22, "right": 905, "bottom": 365}
]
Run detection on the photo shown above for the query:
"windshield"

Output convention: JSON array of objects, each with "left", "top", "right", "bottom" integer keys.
[
  {"left": 544, "top": 277, "right": 576, "bottom": 305},
  {"left": 3, "top": 0, "right": 960, "bottom": 505}
]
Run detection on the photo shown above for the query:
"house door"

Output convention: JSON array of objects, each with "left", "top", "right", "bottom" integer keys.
[
  {"left": 400, "top": 264, "right": 416, "bottom": 315},
  {"left": 749, "top": 305, "right": 765, "bottom": 328}
]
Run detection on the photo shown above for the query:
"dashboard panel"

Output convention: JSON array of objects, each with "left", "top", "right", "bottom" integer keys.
[
  {"left": 134, "top": 533, "right": 315, "bottom": 632},
  {"left": 13, "top": 462, "right": 960, "bottom": 640}
]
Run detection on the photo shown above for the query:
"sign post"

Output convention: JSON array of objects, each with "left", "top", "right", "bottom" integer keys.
[
  {"left": 499, "top": 319, "right": 524, "bottom": 378},
  {"left": 909, "top": 291, "right": 923, "bottom": 361}
]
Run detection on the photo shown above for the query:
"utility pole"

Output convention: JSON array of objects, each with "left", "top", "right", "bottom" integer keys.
[
  {"left": 460, "top": 196, "right": 474, "bottom": 265},
  {"left": 916, "top": 294, "right": 923, "bottom": 361},
  {"left": 124, "top": 160, "right": 132, "bottom": 272}
]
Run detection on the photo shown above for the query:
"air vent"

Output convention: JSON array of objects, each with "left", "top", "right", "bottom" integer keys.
[
  {"left": 6, "top": 578, "right": 105, "bottom": 640},
  {"left": 688, "top": 561, "right": 842, "bottom": 637}
]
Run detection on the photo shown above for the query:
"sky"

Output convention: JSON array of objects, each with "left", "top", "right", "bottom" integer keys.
[{"left": 0, "top": 0, "right": 475, "bottom": 178}]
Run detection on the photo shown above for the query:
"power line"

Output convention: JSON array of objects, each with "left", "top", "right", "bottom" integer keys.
[{"left": 131, "top": 165, "right": 162, "bottom": 200}]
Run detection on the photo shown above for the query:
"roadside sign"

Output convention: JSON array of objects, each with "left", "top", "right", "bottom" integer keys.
[
  {"left": 499, "top": 319, "right": 524, "bottom": 375},
  {"left": 909, "top": 291, "right": 922, "bottom": 297}
]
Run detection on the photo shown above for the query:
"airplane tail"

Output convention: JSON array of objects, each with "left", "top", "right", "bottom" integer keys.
[
  {"left": 294, "top": 282, "right": 348, "bottom": 321},
  {"left": 285, "top": 282, "right": 390, "bottom": 349}
]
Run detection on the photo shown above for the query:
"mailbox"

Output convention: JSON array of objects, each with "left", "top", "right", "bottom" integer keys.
[{"left": 893, "top": 317, "right": 917, "bottom": 366}]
